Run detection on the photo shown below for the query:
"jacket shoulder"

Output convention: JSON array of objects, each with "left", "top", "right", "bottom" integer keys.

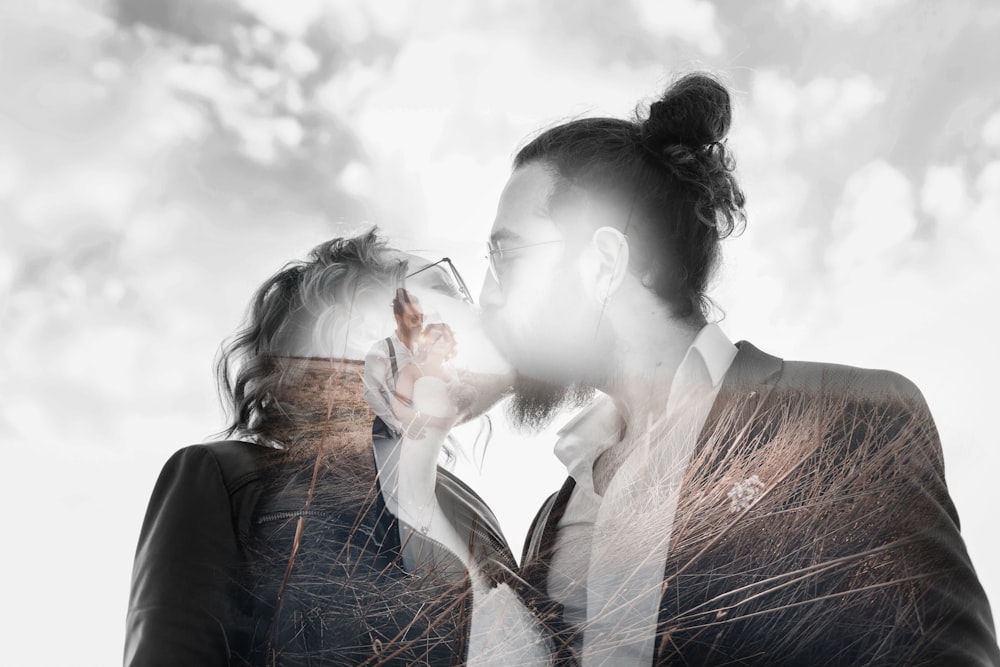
[
  {"left": 776, "top": 358, "right": 925, "bottom": 406},
  {"left": 194, "top": 440, "right": 274, "bottom": 494}
]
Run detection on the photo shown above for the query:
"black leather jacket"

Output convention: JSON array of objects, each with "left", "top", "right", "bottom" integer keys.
[{"left": 125, "top": 441, "right": 518, "bottom": 666}]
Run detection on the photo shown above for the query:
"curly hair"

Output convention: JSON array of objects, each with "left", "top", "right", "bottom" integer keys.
[
  {"left": 418, "top": 322, "right": 458, "bottom": 362},
  {"left": 391, "top": 287, "right": 420, "bottom": 317},
  {"left": 514, "top": 72, "right": 746, "bottom": 320},
  {"left": 215, "top": 228, "right": 409, "bottom": 446}
]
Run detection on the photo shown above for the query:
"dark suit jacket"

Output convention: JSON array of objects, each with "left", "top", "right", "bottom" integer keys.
[
  {"left": 125, "top": 440, "right": 516, "bottom": 666},
  {"left": 520, "top": 341, "right": 1000, "bottom": 666}
]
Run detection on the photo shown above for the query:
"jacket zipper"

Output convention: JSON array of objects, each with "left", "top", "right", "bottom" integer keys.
[{"left": 255, "top": 508, "right": 329, "bottom": 524}]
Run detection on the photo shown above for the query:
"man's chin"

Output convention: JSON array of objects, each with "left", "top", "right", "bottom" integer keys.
[{"left": 506, "top": 372, "right": 595, "bottom": 433}]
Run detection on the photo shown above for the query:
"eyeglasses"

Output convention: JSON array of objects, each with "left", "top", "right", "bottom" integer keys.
[
  {"left": 485, "top": 239, "right": 565, "bottom": 287},
  {"left": 405, "top": 257, "right": 475, "bottom": 305}
]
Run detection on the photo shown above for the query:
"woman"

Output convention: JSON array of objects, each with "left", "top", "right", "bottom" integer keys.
[{"left": 124, "top": 230, "right": 543, "bottom": 666}]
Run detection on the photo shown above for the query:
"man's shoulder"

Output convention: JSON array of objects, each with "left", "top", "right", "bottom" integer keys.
[
  {"left": 782, "top": 359, "right": 920, "bottom": 401},
  {"left": 364, "top": 336, "right": 391, "bottom": 360},
  {"left": 741, "top": 340, "right": 924, "bottom": 406}
]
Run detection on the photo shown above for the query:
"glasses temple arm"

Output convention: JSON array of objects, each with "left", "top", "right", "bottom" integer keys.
[{"left": 404, "top": 257, "right": 476, "bottom": 305}]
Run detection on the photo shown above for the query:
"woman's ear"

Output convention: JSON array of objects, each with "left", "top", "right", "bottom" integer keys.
[{"left": 578, "top": 226, "right": 629, "bottom": 304}]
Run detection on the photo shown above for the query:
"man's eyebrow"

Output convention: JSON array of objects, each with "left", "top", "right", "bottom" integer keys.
[{"left": 489, "top": 228, "right": 525, "bottom": 245}]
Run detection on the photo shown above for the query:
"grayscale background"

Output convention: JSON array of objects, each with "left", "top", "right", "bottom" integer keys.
[{"left": 1, "top": 1, "right": 997, "bottom": 664}]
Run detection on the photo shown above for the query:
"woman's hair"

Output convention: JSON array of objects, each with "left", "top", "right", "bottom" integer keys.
[
  {"left": 392, "top": 287, "right": 419, "bottom": 317},
  {"left": 419, "top": 322, "right": 457, "bottom": 361},
  {"left": 216, "top": 228, "right": 408, "bottom": 446},
  {"left": 514, "top": 72, "right": 747, "bottom": 320}
]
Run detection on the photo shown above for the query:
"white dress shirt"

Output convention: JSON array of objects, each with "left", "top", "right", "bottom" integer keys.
[
  {"left": 362, "top": 332, "right": 415, "bottom": 434},
  {"left": 548, "top": 323, "right": 738, "bottom": 665}
]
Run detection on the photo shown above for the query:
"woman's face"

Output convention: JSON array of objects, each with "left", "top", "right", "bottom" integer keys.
[{"left": 421, "top": 326, "right": 455, "bottom": 359}]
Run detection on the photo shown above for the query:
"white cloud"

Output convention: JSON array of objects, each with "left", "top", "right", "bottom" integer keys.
[
  {"left": 982, "top": 110, "right": 1000, "bottom": 147},
  {"left": 976, "top": 159, "right": 1000, "bottom": 197},
  {"left": 631, "top": 0, "right": 723, "bottom": 55},
  {"left": 829, "top": 160, "right": 917, "bottom": 268},
  {"left": 921, "top": 164, "right": 970, "bottom": 229},
  {"left": 0, "top": 250, "right": 13, "bottom": 293},
  {"left": 970, "top": 160, "right": 1000, "bottom": 248},
  {"left": 282, "top": 39, "right": 320, "bottom": 77},
  {"left": 366, "top": 0, "right": 425, "bottom": 39},
  {"left": 784, "top": 0, "right": 909, "bottom": 23},
  {"left": 338, "top": 160, "right": 373, "bottom": 198},
  {"left": 743, "top": 72, "right": 885, "bottom": 161},
  {"left": 240, "top": 0, "right": 331, "bottom": 36},
  {"left": 801, "top": 75, "right": 886, "bottom": 146},
  {"left": 0, "top": 153, "right": 18, "bottom": 198}
]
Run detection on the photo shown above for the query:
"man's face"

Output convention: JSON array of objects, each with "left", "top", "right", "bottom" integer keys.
[
  {"left": 479, "top": 163, "right": 607, "bottom": 425},
  {"left": 395, "top": 302, "right": 424, "bottom": 343}
]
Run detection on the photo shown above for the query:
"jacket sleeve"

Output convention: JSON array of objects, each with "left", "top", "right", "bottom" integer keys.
[
  {"left": 888, "top": 374, "right": 1000, "bottom": 666},
  {"left": 124, "top": 445, "right": 243, "bottom": 667}
]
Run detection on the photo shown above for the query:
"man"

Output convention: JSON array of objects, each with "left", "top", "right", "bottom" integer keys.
[
  {"left": 480, "top": 73, "right": 999, "bottom": 665},
  {"left": 363, "top": 287, "right": 423, "bottom": 438}
]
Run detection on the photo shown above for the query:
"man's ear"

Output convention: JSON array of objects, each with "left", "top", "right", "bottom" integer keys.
[{"left": 579, "top": 226, "right": 629, "bottom": 304}]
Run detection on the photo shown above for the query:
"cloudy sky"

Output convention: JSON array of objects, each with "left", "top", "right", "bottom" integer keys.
[{"left": 2, "top": 0, "right": 998, "bottom": 663}]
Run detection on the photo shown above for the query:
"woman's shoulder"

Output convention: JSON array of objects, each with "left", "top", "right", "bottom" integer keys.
[{"left": 170, "top": 440, "right": 272, "bottom": 478}]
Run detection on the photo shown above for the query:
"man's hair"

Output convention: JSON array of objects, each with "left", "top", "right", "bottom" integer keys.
[
  {"left": 514, "top": 72, "right": 747, "bottom": 320},
  {"left": 392, "top": 287, "right": 420, "bottom": 317},
  {"left": 216, "top": 228, "right": 408, "bottom": 445}
]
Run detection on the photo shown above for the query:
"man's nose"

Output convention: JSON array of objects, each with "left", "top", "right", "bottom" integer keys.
[{"left": 478, "top": 271, "right": 503, "bottom": 309}]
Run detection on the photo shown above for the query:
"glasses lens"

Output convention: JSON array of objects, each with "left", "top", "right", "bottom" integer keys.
[{"left": 486, "top": 242, "right": 502, "bottom": 285}]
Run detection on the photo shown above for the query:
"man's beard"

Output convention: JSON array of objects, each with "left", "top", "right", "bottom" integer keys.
[{"left": 506, "top": 372, "right": 595, "bottom": 432}]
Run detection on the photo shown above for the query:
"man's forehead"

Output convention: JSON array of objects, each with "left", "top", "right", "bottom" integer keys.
[{"left": 492, "top": 164, "right": 562, "bottom": 241}]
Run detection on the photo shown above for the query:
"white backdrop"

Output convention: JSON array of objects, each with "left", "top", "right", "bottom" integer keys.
[{"left": 2, "top": 1, "right": 998, "bottom": 664}]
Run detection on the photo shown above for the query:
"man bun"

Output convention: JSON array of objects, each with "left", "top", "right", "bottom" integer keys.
[
  {"left": 635, "top": 72, "right": 744, "bottom": 240},
  {"left": 641, "top": 72, "right": 733, "bottom": 150}
]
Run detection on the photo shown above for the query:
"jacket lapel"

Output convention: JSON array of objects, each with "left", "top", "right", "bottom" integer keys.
[
  {"left": 699, "top": 340, "right": 784, "bottom": 454},
  {"left": 520, "top": 475, "right": 575, "bottom": 588}
]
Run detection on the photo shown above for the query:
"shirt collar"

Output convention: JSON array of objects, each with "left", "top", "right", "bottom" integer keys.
[
  {"left": 554, "top": 396, "right": 619, "bottom": 472},
  {"left": 685, "top": 322, "right": 737, "bottom": 389},
  {"left": 553, "top": 323, "right": 736, "bottom": 483}
]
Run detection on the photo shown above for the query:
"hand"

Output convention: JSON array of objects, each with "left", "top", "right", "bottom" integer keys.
[{"left": 453, "top": 369, "right": 515, "bottom": 422}]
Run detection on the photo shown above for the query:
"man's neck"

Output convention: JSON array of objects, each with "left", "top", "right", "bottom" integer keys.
[
  {"left": 602, "top": 304, "right": 702, "bottom": 434},
  {"left": 395, "top": 329, "right": 414, "bottom": 351}
]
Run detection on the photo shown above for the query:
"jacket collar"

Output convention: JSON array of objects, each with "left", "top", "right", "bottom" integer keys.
[{"left": 702, "top": 340, "right": 784, "bottom": 428}]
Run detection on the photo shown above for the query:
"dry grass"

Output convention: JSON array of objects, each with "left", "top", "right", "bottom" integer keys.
[
  {"left": 235, "top": 357, "right": 487, "bottom": 666},
  {"left": 268, "top": 357, "right": 376, "bottom": 459},
  {"left": 530, "top": 381, "right": 974, "bottom": 666},
  {"left": 233, "top": 360, "right": 980, "bottom": 665}
]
